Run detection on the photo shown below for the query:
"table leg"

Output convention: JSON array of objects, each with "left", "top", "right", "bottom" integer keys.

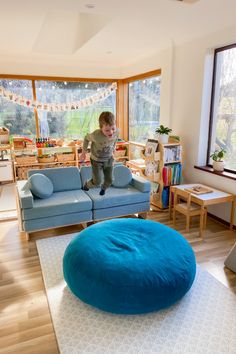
[
  {"left": 230, "top": 198, "right": 235, "bottom": 230},
  {"left": 199, "top": 205, "right": 205, "bottom": 238}
]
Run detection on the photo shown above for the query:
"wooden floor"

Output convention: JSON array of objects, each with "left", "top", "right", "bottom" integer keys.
[{"left": 0, "top": 211, "right": 236, "bottom": 353}]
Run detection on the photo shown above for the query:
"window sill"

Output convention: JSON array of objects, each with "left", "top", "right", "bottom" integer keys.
[{"left": 194, "top": 165, "right": 236, "bottom": 181}]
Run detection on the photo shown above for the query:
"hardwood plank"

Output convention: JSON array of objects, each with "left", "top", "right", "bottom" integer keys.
[{"left": 0, "top": 211, "right": 236, "bottom": 353}]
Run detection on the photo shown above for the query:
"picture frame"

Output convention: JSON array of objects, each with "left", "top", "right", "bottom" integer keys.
[{"left": 144, "top": 139, "right": 159, "bottom": 157}]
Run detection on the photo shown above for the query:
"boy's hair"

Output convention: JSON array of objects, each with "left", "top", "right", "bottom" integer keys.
[{"left": 99, "top": 111, "right": 115, "bottom": 128}]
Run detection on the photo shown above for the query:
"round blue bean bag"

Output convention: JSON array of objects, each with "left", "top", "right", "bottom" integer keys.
[{"left": 63, "top": 218, "right": 196, "bottom": 314}]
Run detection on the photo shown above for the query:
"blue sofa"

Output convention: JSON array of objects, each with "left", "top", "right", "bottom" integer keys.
[{"left": 16, "top": 166, "right": 151, "bottom": 239}]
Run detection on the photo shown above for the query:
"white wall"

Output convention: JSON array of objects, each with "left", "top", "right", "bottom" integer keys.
[
  {"left": 170, "top": 26, "right": 236, "bottom": 225},
  {"left": 121, "top": 26, "right": 236, "bottom": 225}
]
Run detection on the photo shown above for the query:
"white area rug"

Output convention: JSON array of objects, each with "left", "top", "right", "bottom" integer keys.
[
  {"left": 0, "top": 184, "right": 17, "bottom": 220},
  {"left": 36, "top": 234, "right": 236, "bottom": 354}
]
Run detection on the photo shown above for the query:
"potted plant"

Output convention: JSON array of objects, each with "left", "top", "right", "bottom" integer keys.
[
  {"left": 210, "top": 148, "right": 226, "bottom": 172},
  {"left": 155, "top": 125, "right": 172, "bottom": 144}
]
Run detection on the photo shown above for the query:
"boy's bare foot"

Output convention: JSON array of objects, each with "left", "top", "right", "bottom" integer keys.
[{"left": 83, "top": 183, "right": 89, "bottom": 191}]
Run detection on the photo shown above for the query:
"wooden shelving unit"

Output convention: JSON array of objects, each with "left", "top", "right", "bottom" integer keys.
[
  {"left": 11, "top": 140, "right": 130, "bottom": 180},
  {"left": 148, "top": 143, "right": 182, "bottom": 209},
  {"left": 12, "top": 145, "right": 79, "bottom": 180}
]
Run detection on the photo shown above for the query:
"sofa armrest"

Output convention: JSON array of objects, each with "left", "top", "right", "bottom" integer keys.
[
  {"left": 17, "top": 181, "right": 34, "bottom": 209},
  {"left": 130, "top": 174, "right": 151, "bottom": 193}
]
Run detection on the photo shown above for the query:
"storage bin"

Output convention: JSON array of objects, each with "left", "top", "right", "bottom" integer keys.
[
  {"left": 15, "top": 155, "right": 37, "bottom": 164},
  {"left": 38, "top": 156, "right": 55, "bottom": 163},
  {"left": 114, "top": 149, "right": 126, "bottom": 158},
  {"left": 56, "top": 153, "right": 75, "bottom": 162}
]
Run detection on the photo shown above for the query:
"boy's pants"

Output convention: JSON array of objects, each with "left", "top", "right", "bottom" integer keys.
[{"left": 86, "top": 157, "right": 114, "bottom": 190}]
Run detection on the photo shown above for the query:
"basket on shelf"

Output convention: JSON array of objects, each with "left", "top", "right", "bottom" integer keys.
[
  {"left": 15, "top": 155, "right": 37, "bottom": 164},
  {"left": 38, "top": 155, "right": 55, "bottom": 163},
  {"left": 114, "top": 149, "right": 126, "bottom": 158},
  {"left": 55, "top": 153, "right": 75, "bottom": 162}
]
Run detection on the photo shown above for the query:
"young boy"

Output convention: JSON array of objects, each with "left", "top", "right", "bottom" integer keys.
[{"left": 80, "top": 111, "right": 118, "bottom": 195}]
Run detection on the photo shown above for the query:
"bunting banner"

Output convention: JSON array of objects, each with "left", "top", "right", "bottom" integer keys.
[{"left": 0, "top": 82, "right": 117, "bottom": 112}]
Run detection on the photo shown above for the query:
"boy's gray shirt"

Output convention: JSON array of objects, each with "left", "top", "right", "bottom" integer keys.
[{"left": 83, "top": 129, "right": 119, "bottom": 162}]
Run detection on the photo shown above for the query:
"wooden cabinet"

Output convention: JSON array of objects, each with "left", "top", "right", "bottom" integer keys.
[
  {"left": 0, "top": 145, "right": 14, "bottom": 183},
  {"left": 11, "top": 140, "right": 130, "bottom": 180}
]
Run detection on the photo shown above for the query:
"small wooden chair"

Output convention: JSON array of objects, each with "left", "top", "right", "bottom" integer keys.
[{"left": 172, "top": 188, "right": 207, "bottom": 233}]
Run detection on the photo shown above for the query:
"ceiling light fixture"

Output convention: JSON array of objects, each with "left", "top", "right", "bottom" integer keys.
[
  {"left": 85, "top": 4, "right": 96, "bottom": 9},
  {"left": 176, "top": 0, "right": 200, "bottom": 3}
]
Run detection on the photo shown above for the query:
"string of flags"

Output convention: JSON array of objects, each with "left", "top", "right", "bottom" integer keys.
[{"left": 0, "top": 82, "right": 117, "bottom": 112}]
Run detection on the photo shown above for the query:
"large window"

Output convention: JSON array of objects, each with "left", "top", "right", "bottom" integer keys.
[
  {"left": 208, "top": 44, "right": 236, "bottom": 172},
  {"left": 128, "top": 74, "right": 161, "bottom": 144},
  {"left": 0, "top": 79, "right": 36, "bottom": 139},
  {"left": 0, "top": 78, "right": 116, "bottom": 142},
  {"left": 35, "top": 81, "right": 116, "bottom": 141}
]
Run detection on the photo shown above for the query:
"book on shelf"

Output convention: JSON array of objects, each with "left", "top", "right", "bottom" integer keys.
[
  {"left": 162, "top": 164, "right": 182, "bottom": 186},
  {"left": 164, "top": 145, "right": 182, "bottom": 162},
  {"left": 129, "top": 158, "right": 145, "bottom": 167},
  {"left": 145, "top": 160, "right": 159, "bottom": 177},
  {"left": 144, "top": 139, "right": 159, "bottom": 158}
]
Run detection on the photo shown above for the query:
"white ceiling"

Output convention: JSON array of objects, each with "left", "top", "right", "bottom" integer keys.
[{"left": 1, "top": 0, "right": 236, "bottom": 70}]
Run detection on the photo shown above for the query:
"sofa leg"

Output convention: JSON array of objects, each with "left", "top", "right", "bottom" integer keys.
[
  {"left": 81, "top": 223, "right": 87, "bottom": 229},
  {"left": 20, "top": 231, "right": 29, "bottom": 241},
  {"left": 138, "top": 212, "right": 147, "bottom": 219}
]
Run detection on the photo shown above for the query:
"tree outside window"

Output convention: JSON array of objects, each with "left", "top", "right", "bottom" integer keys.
[
  {"left": 128, "top": 76, "right": 161, "bottom": 144},
  {"left": 35, "top": 81, "right": 116, "bottom": 141},
  {"left": 0, "top": 79, "right": 35, "bottom": 139},
  {"left": 208, "top": 45, "right": 236, "bottom": 172}
]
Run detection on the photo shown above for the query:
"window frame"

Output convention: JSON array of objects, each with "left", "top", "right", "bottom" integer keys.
[
  {"left": 122, "top": 69, "right": 162, "bottom": 143},
  {"left": 207, "top": 43, "right": 236, "bottom": 175},
  {"left": 0, "top": 74, "right": 119, "bottom": 139}
]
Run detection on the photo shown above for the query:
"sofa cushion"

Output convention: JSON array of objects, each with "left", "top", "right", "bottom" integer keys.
[
  {"left": 23, "top": 211, "right": 93, "bottom": 232},
  {"left": 80, "top": 163, "right": 124, "bottom": 187},
  {"left": 112, "top": 165, "right": 132, "bottom": 188},
  {"left": 28, "top": 173, "right": 53, "bottom": 199},
  {"left": 86, "top": 186, "right": 150, "bottom": 210},
  {"left": 28, "top": 167, "right": 82, "bottom": 192},
  {"left": 17, "top": 180, "right": 34, "bottom": 208},
  {"left": 93, "top": 202, "right": 150, "bottom": 220},
  {"left": 22, "top": 189, "right": 92, "bottom": 220}
]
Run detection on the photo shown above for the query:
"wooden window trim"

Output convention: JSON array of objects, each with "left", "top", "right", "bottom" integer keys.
[
  {"left": 123, "top": 69, "right": 161, "bottom": 83},
  {"left": 0, "top": 74, "right": 116, "bottom": 83},
  {"left": 207, "top": 43, "right": 236, "bottom": 173},
  {"left": 194, "top": 165, "right": 236, "bottom": 181},
  {"left": 122, "top": 69, "right": 162, "bottom": 142},
  {"left": 0, "top": 74, "right": 119, "bottom": 138}
]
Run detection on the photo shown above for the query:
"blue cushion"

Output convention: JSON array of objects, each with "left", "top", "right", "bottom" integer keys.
[
  {"left": 28, "top": 167, "right": 82, "bottom": 192},
  {"left": 22, "top": 190, "right": 92, "bottom": 220},
  {"left": 28, "top": 173, "right": 53, "bottom": 199},
  {"left": 63, "top": 218, "right": 196, "bottom": 314},
  {"left": 112, "top": 165, "right": 132, "bottom": 188}
]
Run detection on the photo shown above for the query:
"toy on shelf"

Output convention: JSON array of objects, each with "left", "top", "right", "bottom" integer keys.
[
  {"left": 35, "top": 137, "right": 57, "bottom": 148},
  {"left": 13, "top": 136, "right": 34, "bottom": 149}
]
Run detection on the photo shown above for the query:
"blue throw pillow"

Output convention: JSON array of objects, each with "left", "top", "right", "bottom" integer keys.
[
  {"left": 112, "top": 165, "right": 132, "bottom": 188},
  {"left": 28, "top": 173, "right": 53, "bottom": 199}
]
